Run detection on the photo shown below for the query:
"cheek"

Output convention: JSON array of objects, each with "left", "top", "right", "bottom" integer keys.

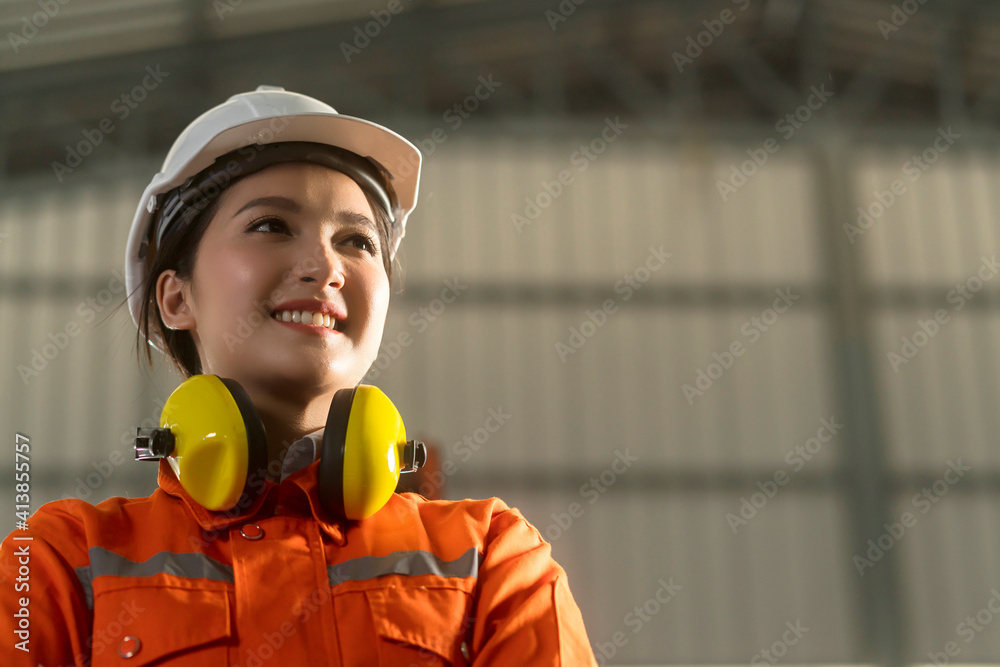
[
  {"left": 355, "top": 268, "right": 390, "bottom": 333},
  {"left": 370, "top": 272, "right": 391, "bottom": 326},
  {"left": 191, "top": 247, "right": 260, "bottom": 319}
]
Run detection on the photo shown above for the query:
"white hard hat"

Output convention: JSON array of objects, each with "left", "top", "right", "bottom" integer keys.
[{"left": 124, "top": 85, "right": 422, "bottom": 351}]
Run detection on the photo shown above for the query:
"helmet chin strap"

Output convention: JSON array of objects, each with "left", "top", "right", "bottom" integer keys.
[{"left": 152, "top": 141, "right": 399, "bottom": 251}]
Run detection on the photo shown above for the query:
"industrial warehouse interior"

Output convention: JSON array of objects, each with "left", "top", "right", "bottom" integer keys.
[{"left": 2, "top": 0, "right": 1000, "bottom": 665}]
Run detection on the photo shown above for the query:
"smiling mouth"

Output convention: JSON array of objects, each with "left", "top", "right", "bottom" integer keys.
[{"left": 271, "top": 309, "right": 342, "bottom": 332}]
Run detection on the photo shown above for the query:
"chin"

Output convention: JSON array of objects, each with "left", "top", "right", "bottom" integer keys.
[{"left": 284, "top": 356, "right": 366, "bottom": 390}]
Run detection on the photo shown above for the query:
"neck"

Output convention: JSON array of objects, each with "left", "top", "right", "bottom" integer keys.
[{"left": 245, "top": 386, "right": 337, "bottom": 482}]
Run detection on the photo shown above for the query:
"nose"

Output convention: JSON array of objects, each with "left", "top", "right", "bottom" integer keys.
[{"left": 292, "top": 241, "right": 345, "bottom": 290}]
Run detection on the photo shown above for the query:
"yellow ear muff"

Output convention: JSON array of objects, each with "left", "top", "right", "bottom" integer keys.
[
  {"left": 136, "top": 376, "right": 422, "bottom": 520},
  {"left": 134, "top": 375, "right": 268, "bottom": 511},
  {"left": 319, "top": 385, "right": 426, "bottom": 521}
]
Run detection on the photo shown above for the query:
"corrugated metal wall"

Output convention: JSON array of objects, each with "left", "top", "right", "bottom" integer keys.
[{"left": 1, "top": 121, "right": 999, "bottom": 664}]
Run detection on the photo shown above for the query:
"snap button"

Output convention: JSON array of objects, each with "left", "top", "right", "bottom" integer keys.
[
  {"left": 240, "top": 524, "right": 264, "bottom": 540},
  {"left": 118, "top": 636, "right": 141, "bottom": 658}
]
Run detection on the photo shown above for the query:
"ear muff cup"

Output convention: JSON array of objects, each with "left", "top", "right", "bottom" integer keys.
[
  {"left": 145, "top": 374, "right": 269, "bottom": 511},
  {"left": 320, "top": 385, "right": 412, "bottom": 521},
  {"left": 217, "top": 377, "right": 269, "bottom": 505}
]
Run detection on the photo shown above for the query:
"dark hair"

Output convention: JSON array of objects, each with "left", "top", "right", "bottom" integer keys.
[{"left": 135, "top": 165, "right": 397, "bottom": 379}]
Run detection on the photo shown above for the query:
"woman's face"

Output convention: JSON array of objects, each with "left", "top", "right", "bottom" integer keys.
[{"left": 157, "top": 162, "right": 390, "bottom": 394}]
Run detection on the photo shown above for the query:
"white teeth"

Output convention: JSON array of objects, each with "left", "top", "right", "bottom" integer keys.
[{"left": 273, "top": 310, "right": 339, "bottom": 331}]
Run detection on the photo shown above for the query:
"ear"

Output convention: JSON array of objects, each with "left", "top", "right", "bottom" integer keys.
[{"left": 156, "top": 269, "right": 196, "bottom": 331}]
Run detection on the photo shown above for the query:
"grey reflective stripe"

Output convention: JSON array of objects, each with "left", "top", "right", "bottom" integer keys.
[
  {"left": 75, "top": 547, "right": 234, "bottom": 609},
  {"left": 328, "top": 547, "right": 479, "bottom": 585},
  {"left": 75, "top": 565, "right": 94, "bottom": 610}
]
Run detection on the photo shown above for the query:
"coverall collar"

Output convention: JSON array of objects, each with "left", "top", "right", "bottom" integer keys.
[{"left": 155, "top": 428, "right": 348, "bottom": 545}]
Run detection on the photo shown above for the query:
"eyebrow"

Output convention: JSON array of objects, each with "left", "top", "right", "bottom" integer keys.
[
  {"left": 234, "top": 196, "right": 302, "bottom": 217},
  {"left": 336, "top": 210, "right": 379, "bottom": 237},
  {"left": 234, "top": 195, "right": 378, "bottom": 235}
]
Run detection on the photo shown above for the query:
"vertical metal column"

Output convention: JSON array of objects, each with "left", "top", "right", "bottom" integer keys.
[{"left": 813, "top": 136, "right": 907, "bottom": 667}]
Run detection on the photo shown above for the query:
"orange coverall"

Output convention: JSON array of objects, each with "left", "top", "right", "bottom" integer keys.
[{"left": 0, "top": 457, "right": 598, "bottom": 666}]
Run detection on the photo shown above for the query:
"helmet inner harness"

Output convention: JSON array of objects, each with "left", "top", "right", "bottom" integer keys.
[{"left": 143, "top": 141, "right": 398, "bottom": 261}]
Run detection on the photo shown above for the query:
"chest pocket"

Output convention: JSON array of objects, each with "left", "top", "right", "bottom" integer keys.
[
  {"left": 335, "top": 580, "right": 473, "bottom": 666},
  {"left": 89, "top": 586, "right": 232, "bottom": 666}
]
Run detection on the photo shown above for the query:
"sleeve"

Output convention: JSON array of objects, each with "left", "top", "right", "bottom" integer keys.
[
  {"left": 470, "top": 506, "right": 598, "bottom": 666},
  {"left": 0, "top": 502, "right": 93, "bottom": 667}
]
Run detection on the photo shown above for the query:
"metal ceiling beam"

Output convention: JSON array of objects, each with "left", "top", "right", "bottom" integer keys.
[{"left": 936, "top": 0, "right": 969, "bottom": 127}]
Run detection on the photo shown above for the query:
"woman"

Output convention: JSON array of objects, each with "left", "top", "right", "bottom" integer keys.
[{"left": 0, "top": 86, "right": 597, "bottom": 665}]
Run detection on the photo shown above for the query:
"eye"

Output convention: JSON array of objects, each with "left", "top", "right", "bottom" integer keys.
[
  {"left": 347, "top": 233, "right": 378, "bottom": 255},
  {"left": 245, "top": 215, "right": 289, "bottom": 235}
]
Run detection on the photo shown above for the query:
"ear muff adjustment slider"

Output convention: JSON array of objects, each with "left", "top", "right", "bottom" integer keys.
[
  {"left": 134, "top": 427, "right": 175, "bottom": 460},
  {"left": 400, "top": 440, "right": 427, "bottom": 473}
]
